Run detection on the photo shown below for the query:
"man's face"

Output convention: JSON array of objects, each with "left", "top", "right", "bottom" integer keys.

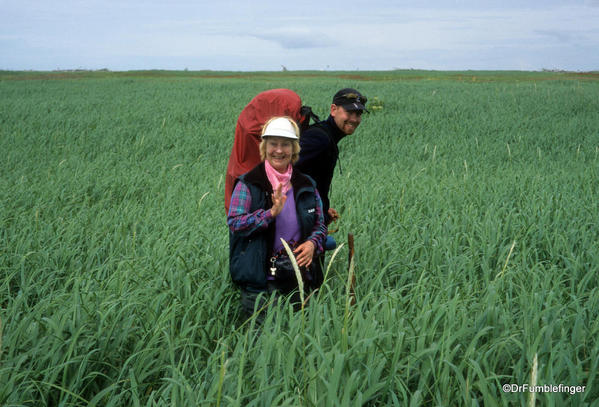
[{"left": 331, "top": 104, "right": 363, "bottom": 135}]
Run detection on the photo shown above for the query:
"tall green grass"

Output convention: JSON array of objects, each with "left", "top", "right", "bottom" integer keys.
[{"left": 1, "top": 71, "right": 598, "bottom": 405}]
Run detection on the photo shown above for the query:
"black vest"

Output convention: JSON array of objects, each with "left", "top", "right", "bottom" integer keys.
[{"left": 229, "top": 162, "right": 319, "bottom": 289}]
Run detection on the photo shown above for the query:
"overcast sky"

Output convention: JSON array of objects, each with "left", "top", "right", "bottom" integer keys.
[{"left": 2, "top": 0, "right": 599, "bottom": 72}]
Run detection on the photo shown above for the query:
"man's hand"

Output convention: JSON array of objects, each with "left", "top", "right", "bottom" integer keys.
[
  {"left": 327, "top": 208, "right": 340, "bottom": 224},
  {"left": 294, "top": 240, "right": 315, "bottom": 268},
  {"left": 271, "top": 184, "right": 287, "bottom": 217}
]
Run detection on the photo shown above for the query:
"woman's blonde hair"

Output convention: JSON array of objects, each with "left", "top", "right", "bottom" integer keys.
[{"left": 259, "top": 116, "right": 301, "bottom": 164}]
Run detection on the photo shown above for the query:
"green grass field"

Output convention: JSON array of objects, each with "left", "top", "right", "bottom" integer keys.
[{"left": 1, "top": 70, "right": 599, "bottom": 406}]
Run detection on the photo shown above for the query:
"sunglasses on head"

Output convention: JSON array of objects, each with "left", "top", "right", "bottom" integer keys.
[{"left": 341, "top": 92, "right": 367, "bottom": 105}]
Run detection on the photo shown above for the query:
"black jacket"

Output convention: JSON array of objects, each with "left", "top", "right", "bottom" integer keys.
[{"left": 295, "top": 115, "right": 347, "bottom": 223}]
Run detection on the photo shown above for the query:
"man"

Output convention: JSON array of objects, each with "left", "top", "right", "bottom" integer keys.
[{"left": 295, "top": 88, "right": 368, "bottom": 228}]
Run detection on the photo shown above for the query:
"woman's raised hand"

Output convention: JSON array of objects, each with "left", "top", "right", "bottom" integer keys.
[{"left": 270, "top": 183, "right": 287, "bottom": 217}]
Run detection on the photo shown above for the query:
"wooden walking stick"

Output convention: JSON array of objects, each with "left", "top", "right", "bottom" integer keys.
[{"left": 347, "top": 233, "right": 356, "bottom": 306}]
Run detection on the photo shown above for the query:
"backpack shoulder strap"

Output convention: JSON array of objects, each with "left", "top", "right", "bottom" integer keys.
[{"left": 299, "top": 105, "right": 321, "bottom": 132}]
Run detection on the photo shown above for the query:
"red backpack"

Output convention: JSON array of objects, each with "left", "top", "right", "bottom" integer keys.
[{"left": 224, "top": 89, "right": 317, "bottom": 214}]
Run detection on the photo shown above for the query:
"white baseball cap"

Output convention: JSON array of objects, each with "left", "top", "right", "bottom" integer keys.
[{"left": 261, "top": 117, "right": 298, "bottom": 140}]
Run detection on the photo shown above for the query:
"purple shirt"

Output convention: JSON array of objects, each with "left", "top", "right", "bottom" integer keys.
[{"left": 272, "top": 188, "right": 301, "bottom": 253}]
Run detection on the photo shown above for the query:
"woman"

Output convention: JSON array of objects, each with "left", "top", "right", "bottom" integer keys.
[{"left": 227, "top": 116, "right": 327, "bottom": 321}]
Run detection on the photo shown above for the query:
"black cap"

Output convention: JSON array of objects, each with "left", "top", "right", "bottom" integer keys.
[{"left": 332, "top": 88, "right": 369, "bottom": 112}]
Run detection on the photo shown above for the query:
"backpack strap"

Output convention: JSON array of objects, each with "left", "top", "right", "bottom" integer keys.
[{"left": 299, "top": 105, "right": 321, "bottom": 132}]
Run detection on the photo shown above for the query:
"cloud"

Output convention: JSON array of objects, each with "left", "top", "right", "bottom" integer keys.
[
  {"left": 251, "top": 28, "right": 336, "bottom": 49},
  {"left": 535, "top": 30, "right": 576, "bottom": 43}
]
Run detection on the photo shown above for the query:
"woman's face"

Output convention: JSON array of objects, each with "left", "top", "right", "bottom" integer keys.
[{"left": 265, "top": 136, "right": 293, "bottom": 172}]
